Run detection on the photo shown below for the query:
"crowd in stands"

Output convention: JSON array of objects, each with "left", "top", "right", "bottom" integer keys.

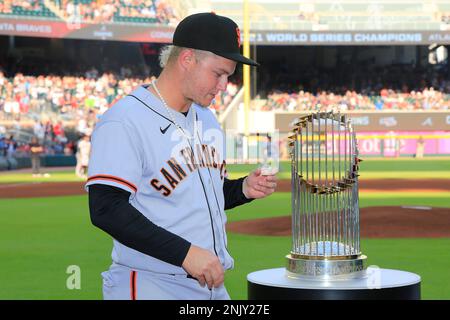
[
  {"left": 263, "top": 87, "right": 450, "bottom": 112},
  {"left": 0, "top": 0, "right": 179, "bottom": 25},
  {"left": 259, "top": 65, "right": 450, "bottom": 112},
  {"left": 0, "top": 68, "right": 150, "bottom": 154},
  {"left": 441, "top": 13, "right": 450, "bottom": 25},
  {"left": 0, "top": 134, "right": 18, "bottom": 158},
  {"left": 58, "top": 0, "right": 178, "bottom": 25},
  {"left": 0, "top": 68, "right": 239, "bottom": 120},
  {"left": 0, "top": 130, "right": 76, "bottom": 159},
  {"left": 0, "top": 66, "right": 240, "bottom": 157},
  {"left": 2, "top": 1, "right": 449, "bottom": 28},
  {"left": 0, "top": 1, "right": 42, "bottom": 14},
  {"left": 210, "top": 82, "right": 240, "bottom": 115},
  {"left": 1, "top": 58, "right": 449, "bottom": 161}
]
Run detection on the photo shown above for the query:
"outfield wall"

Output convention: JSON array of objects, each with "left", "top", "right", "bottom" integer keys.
[
  {"left": 275, "top": 111, "right": 450, "bottom": 133},
  {"left": 225, "top": 130, "right": 450, "bottom": 164},
  {"left": 225, "top": 111, "right": 450, "bottom": 161},
  {"left": 1, "top": 16, "right": 449, "bottom": 44},
  {"left": 357, "top": 131, "right": 450, "bottom": 157},
  {"left": 0, "top": 155, "right": 76, "bottom": 171}
]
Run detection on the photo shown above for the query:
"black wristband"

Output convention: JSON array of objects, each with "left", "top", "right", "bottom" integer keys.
[{"left": 223, "top": 176, "right": 254, "bottom": 210}]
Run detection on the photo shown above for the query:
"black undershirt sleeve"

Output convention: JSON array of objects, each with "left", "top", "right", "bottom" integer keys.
[
  {"left": 88, "top": 184, "right": 191, "bottom": 267},
  {"left": 90, "top": 111, "right": 254, "bottom": 265},
  {"left": 223, "top": 176, "right": 255, "bottom": 210},
  {"left": 89, "top": 177, "right": 253, "bottom": 265}
]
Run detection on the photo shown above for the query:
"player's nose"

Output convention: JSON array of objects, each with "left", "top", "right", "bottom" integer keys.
[{"left": 217, "top": 75, "right": 228, "bottom": 92}]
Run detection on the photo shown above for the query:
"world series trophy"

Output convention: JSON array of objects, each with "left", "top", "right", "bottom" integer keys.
[
  {"left": 286, "top": 111, "right": 366, "bottom": 279},
  {"left": 247, "top": 111, "right": 421, "bottom": 300}
]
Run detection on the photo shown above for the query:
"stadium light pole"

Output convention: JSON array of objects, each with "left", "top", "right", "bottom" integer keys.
[{"left": 243, "top": 0, "right": 250, "bottom": 138}]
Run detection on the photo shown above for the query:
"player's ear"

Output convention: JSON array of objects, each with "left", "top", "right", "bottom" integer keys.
[{"left": 178, "top": 48, "right": 196, "bottom": 71}]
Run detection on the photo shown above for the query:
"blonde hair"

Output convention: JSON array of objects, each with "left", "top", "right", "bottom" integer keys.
[
  {"left": 159, "top": 45, "right": 215, "bottom": 68},
  {"left": 159, "top": 45, "right": 180, "bottom": 68}
]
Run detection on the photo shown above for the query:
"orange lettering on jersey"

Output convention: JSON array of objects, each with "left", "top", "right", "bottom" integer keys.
[
  {"left": 210, "top": 147, "right": 218, "bottom": 168},
  {"left": 202, "top": 144, "right": 213, "bottom": 168},
  {"left": 161, "top": 168, "right": 179, "bottom": 189},
  {"left": 150, "top": 179, "right": 171, "bottom": 196},
  {"left": 219, "top": 160, "right": 228, "bottom": 180},
  {"left": 180, "top": 147, "right": 198, "bottom": 172},
  {"left": 167, "top": 157, "right": 187, "bottom": 180},
  {"left": 180, "top": 148, "right": 194, "bottom": 172},
  {"left": 224, "top": 160, "right": 228, "bottom": 178},
  {"left": 195, "top": 144, "right": 206, "bottom": 168}
]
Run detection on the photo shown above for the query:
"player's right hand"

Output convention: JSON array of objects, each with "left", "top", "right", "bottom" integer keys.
[{"left": 181, "top": 244, "right": 224, "bottom": 289}]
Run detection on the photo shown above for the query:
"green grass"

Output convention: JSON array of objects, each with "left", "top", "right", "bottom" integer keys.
[
  {"left": 0, "top": 196, "right": 110, "bottom": 299},
  {"left": 226, "top": 235, "right": 450, "bottom": 300},
  {"left": 227, "top": 158, "right": 450, "bottom": 172},
  {"left": 228, "top": 171, "right": 450, "bottom": 180},
  {"left": 0, "top": 193, "right": 449, "bottom": 299},
  {"left": 361, "top": 238, "right": 450, "bottom": 301},
  {"left": 0, "top": 171, "right": 84, "bottom": 184},
  {"left": 356, "top": 158, "right": 450, "bottom": 172},
  {"left": 359, "top": 194, "right": 450, "bottom": 208},
  {"left": 355, "top": 171, "right": 450, "bottom": 179},
  {"left": 1, "top": 158, "right": 449, "bottom": 183},
  {"left": 0, "top": 157, "right": 449, "bottom": 299},
  {"left": 226, "top": 192, "right": 450, "bottom": 222},
  {"left": 226, "top": 159, "right": 450, "bottom": 179}
]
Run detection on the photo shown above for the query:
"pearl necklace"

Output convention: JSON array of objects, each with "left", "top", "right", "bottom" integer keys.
[{"left": 151, "top": 79, "right": 196, "bottom": 142}]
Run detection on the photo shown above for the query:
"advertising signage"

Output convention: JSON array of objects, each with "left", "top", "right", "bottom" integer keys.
[
  {"left": 0, "top": 18, "right": 174, "bottom": 43},
  {"left": 275, "top": 112, "right": 450, "bottom": 132},
  {"left": 1, "top": 17, "right": 449, "bottom": 45}
]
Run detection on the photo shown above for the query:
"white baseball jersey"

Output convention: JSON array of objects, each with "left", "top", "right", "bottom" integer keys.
[{"left": 86, "top": 85, "right": 233, "bottom": 275}]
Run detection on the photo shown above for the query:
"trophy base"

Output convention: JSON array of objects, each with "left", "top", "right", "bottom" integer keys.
[
  {"left": 247, "top": 267, "right": 421, "bottom": 300},
  {"left": 286, "top": 253, "right": 367, "bottom": 280}
]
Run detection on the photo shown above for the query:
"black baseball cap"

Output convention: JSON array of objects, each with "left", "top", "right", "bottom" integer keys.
[{"left": 172, "top": 12, "right": 259, "bottom": 67}]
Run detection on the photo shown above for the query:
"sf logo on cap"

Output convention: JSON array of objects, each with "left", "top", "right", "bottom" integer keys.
[{"left": 236, "top": 27, "right": 241, "bottom": 48}]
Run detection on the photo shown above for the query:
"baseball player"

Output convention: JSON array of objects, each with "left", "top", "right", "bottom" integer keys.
[
  {"left": 87, "top": 12, "right": 277, "bottom": 300},
  {"left": 76, "top": 133, "right": 91, "bottom": 178}
]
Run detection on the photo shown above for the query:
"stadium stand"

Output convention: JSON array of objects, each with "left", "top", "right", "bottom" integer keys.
[
  {"left": 261, "top": 88, "right": 450, "bottom": 112},
  {"left": 0, "top": 0, "right": 181, "bottom": 25},
  {"left": 1, "top": 64, "right": 448, "bottom": 142},
  {"left": 0, "top": 65, "right": 240, "bottom": 155},
  {"left": 0, "top": 1, "right": 449, "bottom": 160},
  {"left": 2, "top": 0, "right": 447, "bottom": 30},
  {"left": 115, "top": 0, "right": 178, "bottom": 24},
  {"left": 440, "top": 12, "right": 450, "bottom": 24},
  {"left": 1, "top": 0, "right": 448, "bottom": 30},
  {"left": 44, "top": 0, "right": 180, "bottom": 24},
  {"left": 210, "top": 0, "right": 448, "bottom": 30},
  {"left": 210, "top": 81, "right": 240, "bottom": 115},
  {"left": 0, "top": 0, "right": 59, "bottom": 19},
  {"left": 255, "top": 63, "right": 450, "bottom": 112}
]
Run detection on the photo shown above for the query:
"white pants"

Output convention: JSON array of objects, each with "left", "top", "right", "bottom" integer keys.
[{"left": 101, "top": 263, "right": 231, "bottom": 300}]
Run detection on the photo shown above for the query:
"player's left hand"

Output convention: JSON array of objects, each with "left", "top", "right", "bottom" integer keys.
[{"left": 242, "top": 168, "right": 277, "bottom": 199}]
